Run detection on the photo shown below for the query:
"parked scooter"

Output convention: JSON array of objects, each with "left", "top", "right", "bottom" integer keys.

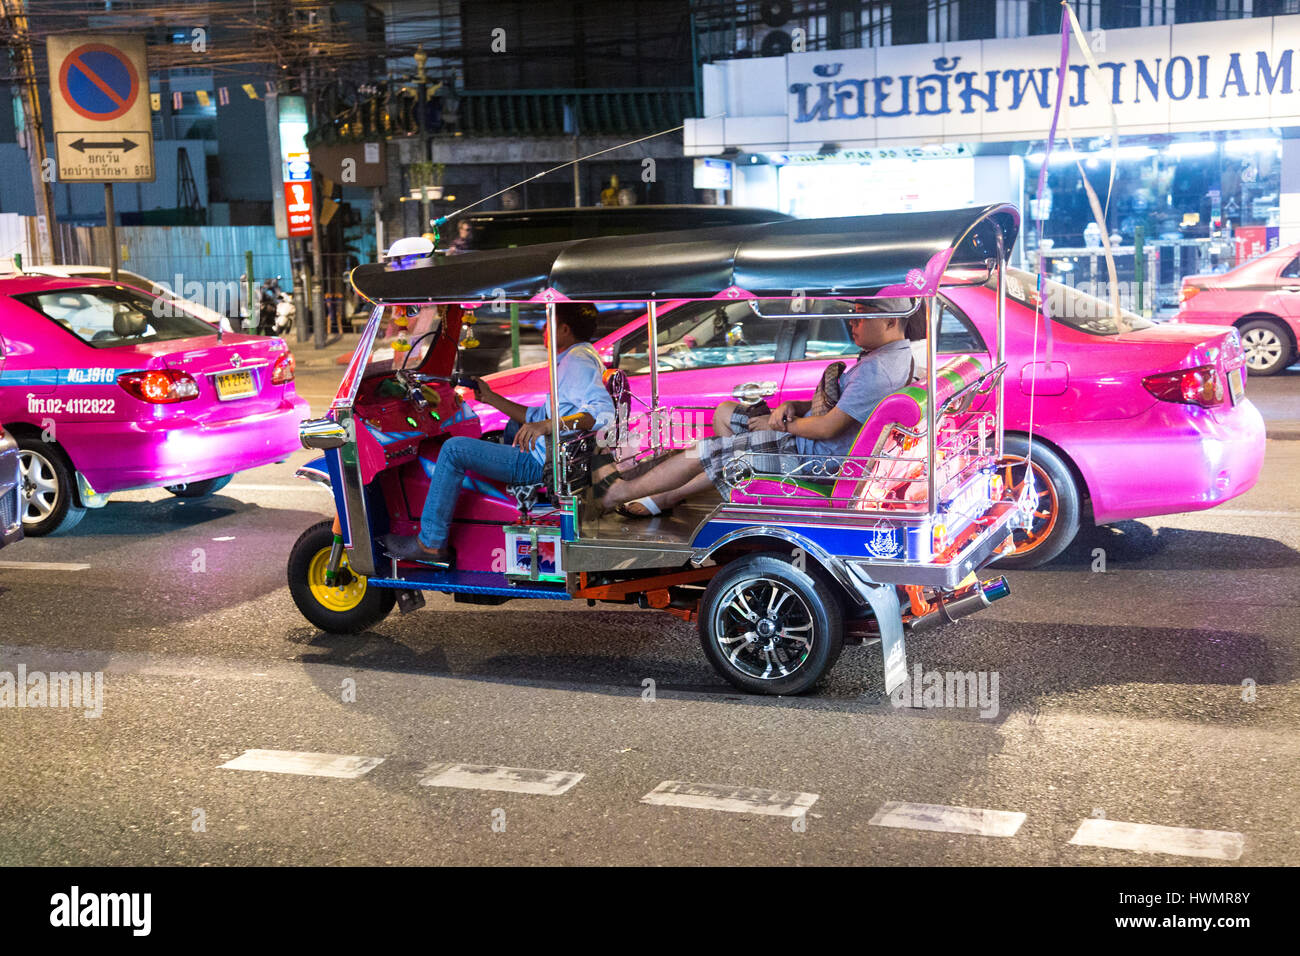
[{"left": 257, "top": 276, "right": 295, "bottom": 336}]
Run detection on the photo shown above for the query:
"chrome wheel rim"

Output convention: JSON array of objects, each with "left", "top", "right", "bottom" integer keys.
[
  {"left": 18, "top": 449, "right": 60, "bottom": 523},
  {"left": 711, "top": 576, "right": 814, "bottom": 680},
  {"left": 1241, "top": 327, "right": 1283, "bottom": 370}
]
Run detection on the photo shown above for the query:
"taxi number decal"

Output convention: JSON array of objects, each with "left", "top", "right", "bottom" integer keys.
[{"left": 26, "top": 396, "right": 116, "bottom": 415}]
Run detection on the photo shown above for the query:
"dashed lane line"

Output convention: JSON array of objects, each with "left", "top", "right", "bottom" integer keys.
[
  {"left": 868, "top": 801, "right": 1027, "bottom": 837},
  {"left": 219, "top": 749, "right": 384, "bottom": 780},
  {"left": 1067, "top": 818, "right": 1245, "bottom": 861},
  {"left": 640, "top": 780, "right": 818, "bottom": 817},
  {"left": 0, "top": 561, "right": 90, "bottom": 571},
  {"left": 418, "top": 762, "right": 584, "bottom": 796}
]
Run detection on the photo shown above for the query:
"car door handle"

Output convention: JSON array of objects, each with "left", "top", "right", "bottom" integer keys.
[
  {"left": 1282, "top": 286, "right": 1300, "bottom": 293},
  {"left": 732, "top": 380, "right": 778, "bottom": 401}
]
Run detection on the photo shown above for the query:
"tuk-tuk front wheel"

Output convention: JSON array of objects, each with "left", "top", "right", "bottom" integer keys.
[
  {"left": 288, "top": 519, "right": 396, "bottom": 633},
  {"left": 699, "top": 553, "right": 844, "bottom": 695}
]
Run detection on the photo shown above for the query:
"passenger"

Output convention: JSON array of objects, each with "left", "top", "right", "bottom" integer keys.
[
  {"left": 384, "top": 302, "right": 615, "bottom": 567},
  {"left": 600, "top": 301, "right": 915, "bottom": 517}
]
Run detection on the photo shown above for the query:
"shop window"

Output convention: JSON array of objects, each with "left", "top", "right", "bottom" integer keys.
[
  {"left": 891, "top": 0, "right": 928, "bottom": 44},
  {"left": 1175, "top": 0, "right": 1250, "bottom": 22},
  {"left": 958, "top": 0, "right": 996, "bottom": 39}
]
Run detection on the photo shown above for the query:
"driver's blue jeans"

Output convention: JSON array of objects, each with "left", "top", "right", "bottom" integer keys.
[{"left": 420, "top": 436, "right": 543, "bottom": 548}]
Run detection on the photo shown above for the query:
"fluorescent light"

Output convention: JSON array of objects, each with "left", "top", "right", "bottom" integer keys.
[
  {"left": 1223, "top": 137, "right": 1280, "bottom": 155},
  {"left": 1025, "top": 148, "right": 1082, "bottom": 164},
  {"left": 1166, "top": 141, "right": 1217, "bottom": 157},
  {"left": 1109, "top": 146, "right": 1155, "bottom": 160}
]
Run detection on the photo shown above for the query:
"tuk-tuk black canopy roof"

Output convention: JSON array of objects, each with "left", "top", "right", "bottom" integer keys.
[{"left": 351, "top": 204, "right": 1020, "bottom": 305}]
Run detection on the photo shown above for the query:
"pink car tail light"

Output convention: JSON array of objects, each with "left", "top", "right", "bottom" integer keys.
[
  {"left": 1142, "top": 366, "right": 1224, "bottom": 408},
  {"left": 271, "top": 352, "right": 296, "bottom": 385},
  {"left": 118, "top": 369, "right": 200, "bottom": 404},
  {"left": 1179, "top": 284, "right": 1200, "bottom": 304}
]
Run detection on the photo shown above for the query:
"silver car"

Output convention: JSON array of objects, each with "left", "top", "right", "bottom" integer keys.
[{"left": 0, "top": 426, "right": 22, "bottom": 548}]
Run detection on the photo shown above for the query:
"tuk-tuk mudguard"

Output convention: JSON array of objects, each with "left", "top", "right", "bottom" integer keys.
[
  {"left": 689, "top": 523, "right": 909, "bottom": 694},
  {"left": 295, "top": 452, "right": 351, "bottom": 542}
]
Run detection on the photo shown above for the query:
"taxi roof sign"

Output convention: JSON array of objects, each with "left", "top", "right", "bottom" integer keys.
[{"left": 47, "top": 34, "right": 155, "bottom": 183}]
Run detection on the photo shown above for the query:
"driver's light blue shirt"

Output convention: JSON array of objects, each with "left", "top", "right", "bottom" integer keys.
[{"left": 524, "top": 341, "right": 615, "bottom": 464}]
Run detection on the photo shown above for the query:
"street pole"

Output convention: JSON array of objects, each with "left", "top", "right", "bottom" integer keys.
[
  {"left": 372, "top": 186, "right": 384, "bottom": 260},
  {"left": 105, "top": 184, "right": 118, "bottom": 281},
  {"left": 311, "top": 191, "right": 326, "bottom": 348},
  {"left": 414, "top": 45, "right": 431, "bottom": 231},
  {"left": 244, "top": 249, "right": 254, "bottom": 333},
  {"left": 3, "top": 0, "right": 59, "bottom": 264},
  {"left": 572, "top": 134, "right": 581, "bottom": 208}
]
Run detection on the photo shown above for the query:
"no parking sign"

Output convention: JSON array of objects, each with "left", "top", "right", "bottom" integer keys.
[{"left": 46, "top": 34, "right": 155, "bottom": 182}]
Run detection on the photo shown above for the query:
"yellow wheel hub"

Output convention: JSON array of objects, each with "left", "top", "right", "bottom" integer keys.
[{"left": 307, "top": 547, "right": 367, "bottom": 612}]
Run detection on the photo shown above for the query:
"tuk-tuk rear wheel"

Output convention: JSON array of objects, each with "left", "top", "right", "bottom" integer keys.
[
  {"left": 699, "top": 553, "right": 844, "bottom": 695},
  {"left": 288, "top": 519, "right": 396, "bottom": 633}
]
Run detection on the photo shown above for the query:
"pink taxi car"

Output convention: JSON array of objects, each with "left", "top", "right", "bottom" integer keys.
[
  {"left": 0, "top": 276, "right": 309, "bottom": 535},
  {"left": 1174, "top": 242, "right": 1300, "bottom": 376},
  {"left": 473, "top": 268, "right": 1264, "bottom": 568}
]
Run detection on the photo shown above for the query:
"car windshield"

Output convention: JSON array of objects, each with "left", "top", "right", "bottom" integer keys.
[
  {"left": 996, "top": 268, "right": 1152, "bottom": 335},
  {"left": 16, "top": 286, "right": 217, "bottom": 348}
]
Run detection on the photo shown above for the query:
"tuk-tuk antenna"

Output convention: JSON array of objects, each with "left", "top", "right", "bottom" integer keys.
[{"left": 428, "top": 115, "right": 727, "bottom": 236}]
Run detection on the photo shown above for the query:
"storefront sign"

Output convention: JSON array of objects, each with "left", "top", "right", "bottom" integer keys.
[
  {"left": 688, "top": 14, "right": 1300, "bottom": 151},
  {"left": 284, "top": 180, "right": 313, "bottom": 237}
]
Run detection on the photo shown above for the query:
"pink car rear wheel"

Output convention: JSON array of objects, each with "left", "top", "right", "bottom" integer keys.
[
  {"left": 15, "top": 437, "right": 86, "bottom": 537},
  {"left": 1237, "top": 318, "right": 1294, "bottom": 377}
]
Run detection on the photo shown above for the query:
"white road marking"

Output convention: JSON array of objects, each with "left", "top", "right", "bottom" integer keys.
[
  {"left": 1200, "top": 509, "right": 1300, "bottom": 519},
  {"left": 640, "top": 780, "right": 818, "bottom": 817},
  {"left": 868, "top": 801, "right": 1026, "bottom": 837},
  {"left": 1068, "top": 818, "right": 1245, "bottom": 861},
  {"left": 419, "top": 762, "right": 583, "bottom": 795},
  {"left": 225, "top": 483, "right": 329, "bottom": 493},
  {"left": 220, "top": 749, "right": 384, "bottom": 779},
  {"left": 211, "top": 536, "right": 236, "bottom": 542},
  {"left": 0, "top": 560, "right": 90, "bottom": 572}
]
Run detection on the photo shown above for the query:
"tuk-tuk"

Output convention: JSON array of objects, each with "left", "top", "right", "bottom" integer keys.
[{"left": 288, "top": 204, "right": 1023, "bottom": 695}]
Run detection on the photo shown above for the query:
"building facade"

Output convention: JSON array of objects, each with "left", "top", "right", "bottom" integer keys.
[{"left": 684, "top": 1, "right": 1300, "bottom": 308}]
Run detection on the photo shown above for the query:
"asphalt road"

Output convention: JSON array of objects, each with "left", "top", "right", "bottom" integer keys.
[{"left": 0, "top": 363, "right": 1297, "bottom": 866}]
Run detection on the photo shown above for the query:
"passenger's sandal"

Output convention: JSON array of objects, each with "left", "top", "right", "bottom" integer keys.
[{"left": 616, "top": 496, "right": 671, "bottom": 518}]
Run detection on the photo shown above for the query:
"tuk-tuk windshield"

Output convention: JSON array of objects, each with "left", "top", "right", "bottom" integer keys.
[{"left": 363, "top": 305, "right": 444, "bottom": 374}]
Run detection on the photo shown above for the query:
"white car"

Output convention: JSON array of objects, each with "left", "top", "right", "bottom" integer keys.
[{"left": 21, "top": 265, "right": 237, "bottom": 333}]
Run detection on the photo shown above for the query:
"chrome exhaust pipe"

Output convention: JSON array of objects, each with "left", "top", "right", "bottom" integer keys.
[{"left": 907, "top": 576, "right": 1011, "bottom": 635}]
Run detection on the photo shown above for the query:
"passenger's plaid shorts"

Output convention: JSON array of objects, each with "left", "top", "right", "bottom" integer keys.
[{"left": 696, "top": 425, "right": 801, "bottom": 493}]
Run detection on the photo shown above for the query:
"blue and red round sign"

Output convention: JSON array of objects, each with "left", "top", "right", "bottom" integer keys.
[{"left": 58, "top": 44, "right": 140, "bottom": 122}]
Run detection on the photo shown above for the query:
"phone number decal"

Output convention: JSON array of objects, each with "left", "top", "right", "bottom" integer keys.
[{"left": 26, "top": 395, "right": 116, "bottom": 415}]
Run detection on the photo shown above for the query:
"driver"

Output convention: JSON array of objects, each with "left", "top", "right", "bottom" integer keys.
[{"left": 383, "top": 302, "right": 615, "bottom": 568}]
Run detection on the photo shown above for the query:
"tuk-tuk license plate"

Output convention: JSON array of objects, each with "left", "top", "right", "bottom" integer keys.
[
  {"left": 1228, "top": 367, "right": 1245, "bottom": 405},
  {"left": 215, "top": 369, "right": 256, "bottom": 400}
]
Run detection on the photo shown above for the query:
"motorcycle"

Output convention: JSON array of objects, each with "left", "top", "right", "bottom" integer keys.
[{"left": 257, "top": 277, "right": 295, "bottom": 336}]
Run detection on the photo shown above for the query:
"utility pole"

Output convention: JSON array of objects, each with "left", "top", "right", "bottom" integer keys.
[{"left": 2, "top": 0, "right": 59, "bottom": 263}]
